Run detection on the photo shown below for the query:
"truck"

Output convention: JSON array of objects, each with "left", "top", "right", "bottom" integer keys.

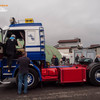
[{"left": 0, "top": 18, "right": 100, "bottom": 88}]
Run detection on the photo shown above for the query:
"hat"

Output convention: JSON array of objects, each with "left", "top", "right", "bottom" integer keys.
[{"left": 11, "top": 34, "right": 15, "bottom": 38}]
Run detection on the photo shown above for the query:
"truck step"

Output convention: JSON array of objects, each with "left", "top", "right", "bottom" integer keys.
[
  {"left": 0, "top": 81, "right": 11, "bottom": 84},
  {"left": 3, "top": 73, "right": 12, "bottom": 76},
  {"left": 3, "top": 66, "right": 16, "bottom": 68}
]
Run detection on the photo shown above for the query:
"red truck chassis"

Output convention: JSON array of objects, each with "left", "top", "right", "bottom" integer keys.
[{"left": 42, "top": 64, "right": 86, "bottom": 83}]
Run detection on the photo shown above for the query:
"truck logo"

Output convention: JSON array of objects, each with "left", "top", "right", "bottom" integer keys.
[{"left": 28, "top": 34, "right": 34, "bottom": 41}]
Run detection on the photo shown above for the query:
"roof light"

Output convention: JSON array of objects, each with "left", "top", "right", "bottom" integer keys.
[{"left": 25, "top": 18, "right": 34, "bottom": 23}]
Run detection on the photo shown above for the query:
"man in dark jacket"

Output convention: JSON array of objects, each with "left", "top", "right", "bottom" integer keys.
[
  {"left": 94, "top": 55, "right": 100, "bottom": 62},
  {"left": 6, "top": 34, "right": 18, "bottom": 72},
  {"left": 51, "top": 55, "right": 59, "bottom": 66},
  {"left": 17, "top": 52, "right": 30, "bottom": 94},
  {"left": 62, "top": 56, "right": 66, "bottom": 65},
  {"left": 75, "top": 54, "right": 79, "bottom": 64}
]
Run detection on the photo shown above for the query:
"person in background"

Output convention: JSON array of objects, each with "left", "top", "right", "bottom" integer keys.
[
  {"left": 17, "top": 52, "right": 30, "bottom": 94},
  {"left": 6, "top": 34, "right": 18, "bottom": 72},
  {"left": 80, "top": 54, "right": 85, "bottom": 59},
  {"left": 75, "top": 54, "right": 79, "bottom": 64},
  {"left": 94, "top": 55, "right": 100, "bottom": 62},
  {"left": 67, "top": 58, "right": 70, "bottom": 65},
  {"left": 51, "top": 55, "right": 59, "bottom": 66},
  {"left": 59, "top": 58, "right": 62, "bottom": 65},
  {"left": 62, "top": 56, "right": 66, "bottom": 65}
]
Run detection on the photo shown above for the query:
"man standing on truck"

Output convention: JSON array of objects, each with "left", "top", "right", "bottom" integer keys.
[
  {"left": 17, "top": 52, "right": 30, "bottom": 94},
  {"left": 6, "top": 34, "right": 18, "bottom": 72}
]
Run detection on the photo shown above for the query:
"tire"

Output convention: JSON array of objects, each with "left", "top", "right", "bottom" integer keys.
[
  {"left": 86, "top": 63, "right": 100, "bottom": 83},
  {"left": 87, "top": 62, "right": 99, "bottom": 70},
  {"left": 89, "top": 65, "right": 100, "bottom": 86},
  {"left": 16, "top": 68, "right": 39, "bottom": 89}
]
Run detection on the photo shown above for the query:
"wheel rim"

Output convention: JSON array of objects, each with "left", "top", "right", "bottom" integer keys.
[
  {"left": 95, "top": 69, "right": 100, "bottom": 82},
  {"left": 27, "top": 73, "right": 35, "bottom": 86}
]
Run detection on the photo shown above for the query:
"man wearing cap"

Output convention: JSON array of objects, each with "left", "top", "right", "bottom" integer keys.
[{"left": 6, "top": 34, "right": 18, "bottom": 72}]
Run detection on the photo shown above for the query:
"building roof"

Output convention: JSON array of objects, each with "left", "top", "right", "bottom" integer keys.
[
  {"left": 89, "top": 44, "right": 100, "bottom": 48},
  {"left": 57, "top": 47, "right": 71, "bottom": 49},
  {"left": 58, "top": 38, "right": 81, "bottom": 43},
  {"left": 9, "top": 23, "right": 42, "bottom": 27}
]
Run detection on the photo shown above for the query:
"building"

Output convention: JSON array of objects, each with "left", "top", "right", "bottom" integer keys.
[
  {"left": 89, "top": 44, "right": 100, "bottom": 55},
  {"left": 57, "top": 38, "right": 81, "bottom": 48},
  {"left": 55, "top": 38, "right": 82, "bottom": 64},
  {"left": 55, "top": 38, "right": 82, "bottom": 55}
]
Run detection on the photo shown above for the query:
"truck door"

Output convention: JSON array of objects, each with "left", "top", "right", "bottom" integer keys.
[{"left": 25, "top": 29, "right": 42, "bottom": 60}]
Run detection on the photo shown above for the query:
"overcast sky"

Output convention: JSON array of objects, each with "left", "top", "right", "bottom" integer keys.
[{"left": 0, "top": 0, "right": 100, "bottom": 47}]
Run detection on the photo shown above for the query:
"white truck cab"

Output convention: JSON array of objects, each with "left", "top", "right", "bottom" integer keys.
[
  {"left": 0, "top": 18, "right": 45, "bottom": 61},
  {"left": 0, "top": 18, "right": 45, "bottom": 88}
]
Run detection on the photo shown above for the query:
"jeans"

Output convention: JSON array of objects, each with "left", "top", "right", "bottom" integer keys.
[
  {"left": 18, "top": 73, "right": 28, "bottom": 94},
  {"left": 7, "top": 54, "right": 14, "bottom": 70}
]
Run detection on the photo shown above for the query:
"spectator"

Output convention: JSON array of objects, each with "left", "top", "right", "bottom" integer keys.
[
  {"left": 75, "top": 54, "right": 79, "bottom": 64},
  {"left": 17, "top": 52, "right": 30, "bottom": 94},
  {"left": 94, "top": 55, "right": 100, "bottom": 62},
  {"left": 6, "top": 34, "right": 18, "bottom": 72},
  {"left": 59, "top": 58, "right": 62, "bottom": 65},
  {"left": 81, "top": 54, "right": 85, "bottom": 59},
  {"left": 62, "top": 56, "right": 66, "bottom": 65},
  {"left": 51, "top": 55, "right": 59, "bottom": 66},
  {"left": 67, "top": 58, "right": 70, "bottom": 64}
]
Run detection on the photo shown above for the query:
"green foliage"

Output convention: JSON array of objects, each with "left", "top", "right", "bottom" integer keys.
[{"left": 45, "top": 45, "right": 62, "bottom": 64}]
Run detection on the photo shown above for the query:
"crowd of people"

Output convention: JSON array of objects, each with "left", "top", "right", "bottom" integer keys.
[
  {"left": 51, "top": 54, "right": 100, "bottom": 67},
  {"left": 75, "top": 54, "right": 85, "bottom": 64},
  {"left": 75, "top": 54, "right": 100, "bottom": 64},
  {"left": 51, "top": 55, "right": 70, "bottom": 66}
]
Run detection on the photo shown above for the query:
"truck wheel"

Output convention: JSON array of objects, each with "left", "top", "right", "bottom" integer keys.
[
  {"left": 16, "top": 68, "right": 39, "bottom": 89},
  {"left": 89, "top": 65, "right": 100, "bottom": 86},
  {"left": 27, "top": 68, "right": 39, "bottom": 88}
]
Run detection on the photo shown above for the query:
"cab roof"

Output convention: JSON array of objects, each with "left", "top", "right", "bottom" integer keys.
[{"left": 9, "top": 23, "right": 42, "bottom": 27}]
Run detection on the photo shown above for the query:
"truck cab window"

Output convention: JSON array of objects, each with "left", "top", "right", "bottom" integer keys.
[{"left": 4, "top": 30, "right": 25, "bottom": 49}]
